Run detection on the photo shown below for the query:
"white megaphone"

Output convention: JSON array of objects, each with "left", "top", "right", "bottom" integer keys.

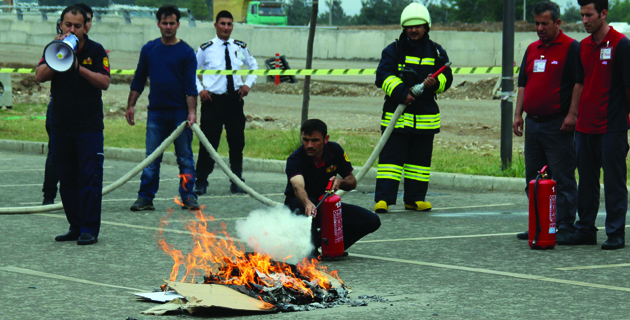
[{"left": 43, "top": 34, "right": 79, "bottom": 72}]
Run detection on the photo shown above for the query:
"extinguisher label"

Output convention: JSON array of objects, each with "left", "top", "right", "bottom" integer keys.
[
  {"left": 549, "top": 195, "right": 557, "bottom": 232},
  {"left": 333, "top": 208, "right": 343, "bottom": 243}
]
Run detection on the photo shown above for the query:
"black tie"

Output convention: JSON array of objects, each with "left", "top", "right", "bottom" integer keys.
[{"left": 224, "top": 42, "right": 234, "bottom": 94}]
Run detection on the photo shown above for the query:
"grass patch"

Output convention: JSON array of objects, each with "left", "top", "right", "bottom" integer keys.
[{"left": 0, "top": 103, "right": 613, "bottom": 181}]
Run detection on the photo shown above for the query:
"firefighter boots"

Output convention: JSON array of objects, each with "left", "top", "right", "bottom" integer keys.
[
  {"left": 374, "top": 201, "right": 388, "bottom": 213},
  {"left": 405, "top": 201, "right": 432, "bottom": 211}
]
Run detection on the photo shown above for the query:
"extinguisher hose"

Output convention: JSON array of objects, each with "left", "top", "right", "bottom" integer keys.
[{"left": 533, "top": 174, "right": 542, "bottom": 245}]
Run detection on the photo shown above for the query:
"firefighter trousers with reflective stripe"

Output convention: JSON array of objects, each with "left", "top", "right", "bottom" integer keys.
[{"left": 375, "top": 132, "right": 434, "bottom": 205}]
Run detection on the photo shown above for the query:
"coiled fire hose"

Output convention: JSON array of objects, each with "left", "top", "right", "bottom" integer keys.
[{"left": 336, "top": 62, "right": 452, "bottom": 198}]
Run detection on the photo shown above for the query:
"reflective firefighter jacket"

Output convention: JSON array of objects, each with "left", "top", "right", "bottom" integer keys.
[{"left": 375, "top": 32, "right": 453, "bottom": 134}]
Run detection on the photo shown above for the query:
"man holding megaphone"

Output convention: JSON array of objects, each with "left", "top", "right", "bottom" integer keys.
[{"left": 36, "top": 5, "right": 110, "bottom": 246}]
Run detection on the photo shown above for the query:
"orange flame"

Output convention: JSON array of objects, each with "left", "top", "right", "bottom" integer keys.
[
  {"left": 157, "top": 204, "right": 341, "bottom": 299},
  {"left": 179, "top": 174, "right": 193, "bottom": 192}
]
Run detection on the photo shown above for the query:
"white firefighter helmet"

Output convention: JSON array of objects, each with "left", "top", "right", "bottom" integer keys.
[{"left": 400, "top": 2, "right": 431, "bottom": 28}]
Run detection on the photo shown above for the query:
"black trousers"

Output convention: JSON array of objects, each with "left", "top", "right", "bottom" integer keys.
[
  {"left": 43, "top": 123, "right": 59, "bottom": 200},
  {"left": 196, "top": 93, "right": 246, "bottom": 185},
  {"left": 524, "top": 117, "right": 577, "bottom": 232},
  {"left": 575, "top": 131, "right": 628, "bottom": 237},
  {"left": 375, "top": 132, "right": 434, "bottom": 205},
  {"left": 285, "top": 196, "right": 381, "bottom": 250}
]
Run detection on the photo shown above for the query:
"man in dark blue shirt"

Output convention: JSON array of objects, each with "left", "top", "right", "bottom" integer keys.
[
  {"left": 36, "top": 5, "right": 110, "bottom": 245},
  {"left": 126, "top": 5, "right": 199, "bottom": 211},
  {"left": 285, "top": 119, "right": 381, "bottom": 257}
]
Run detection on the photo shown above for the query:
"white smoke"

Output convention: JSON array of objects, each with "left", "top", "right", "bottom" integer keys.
[{"left": 236, "top": 205, "right": 314, "bottom": 265}]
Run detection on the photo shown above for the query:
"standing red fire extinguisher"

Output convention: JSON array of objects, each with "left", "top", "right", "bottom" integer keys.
[
  {"left": 528, "top": 165, "right": 556, "bottom": 249},
  {"left": 316, "top": 180, "right": 344, "bottom": 259}
]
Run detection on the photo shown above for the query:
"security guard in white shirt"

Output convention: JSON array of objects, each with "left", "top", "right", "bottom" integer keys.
[{"left": 194, "top": 10, "right": 258, "bottom": 195}]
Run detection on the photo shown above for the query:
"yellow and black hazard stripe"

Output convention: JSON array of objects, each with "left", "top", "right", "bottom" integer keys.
[{"left": 0, "top": 67, "right": 521, "bottom": 76}]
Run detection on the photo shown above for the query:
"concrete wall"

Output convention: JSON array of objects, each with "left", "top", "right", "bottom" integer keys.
[{"left": 0, "top": 18, "right": 613, "bottom": 67}]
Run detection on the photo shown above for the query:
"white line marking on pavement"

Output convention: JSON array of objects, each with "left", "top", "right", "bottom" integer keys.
[
  {"left": 387, "top": 203, "right": 515, "bottom": 213},
  {"left": 0, "top": 266, "right": 148, "bottom": 292},
  {"left": 356, "top": 232, "right": 518, "bottom": 243},
  {"left": 555, "top": 263, "right": 630, "bottom": 271},
  {"left": 35, "top": 214, "right": 236, "bottom": 241},
  {"left": 0, "top": 166, "right": 113, "bottom": 172},
  {"left": 349, "top": 253, "right": 630, "bottom": 293},
  {"left": 19, "top": 193, "right": 285, "bottom": 205},
  {"left": 2, "top": 178, "right": 181, "bottom": 188}
]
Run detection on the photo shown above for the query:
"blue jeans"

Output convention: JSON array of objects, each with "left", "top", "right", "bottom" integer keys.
[
  {"left": 50, "top": 131, "right": 103, "bottom": 237},
  {"left": 138, "top": 109, "right": 196, "bottom": 200}
]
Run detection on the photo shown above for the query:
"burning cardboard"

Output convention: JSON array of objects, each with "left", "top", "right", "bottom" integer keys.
[{"left": 140, "top": 200, "right": 351, "bottom": 315}]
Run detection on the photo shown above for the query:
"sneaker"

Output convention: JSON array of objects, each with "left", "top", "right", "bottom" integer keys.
[
  {"left": 42, "top": 198, "right": 55, "bottom": 206},
  {"left": 230, "top": 181, "right": 246, "bottom": 194},
  {"left": 193, "top": 182, "right": 208, "bottom": 196},
  {"left": 404, "top": 201, "right": 432, "bottom": 211},
  {"left": 556, "top": 231, "right": 597, "bottom": 245},
  {"left": 374, "top": 201, "right": 388, "bottom": 213},
  {"left": 516, "top": 230, "right": 529, "bottom": 240},
  {"left": 181, "top": 196, "right": 201, "bottom": 210},
  {"left": 130, "top": 197, "right": 155, "bottom": 211}
]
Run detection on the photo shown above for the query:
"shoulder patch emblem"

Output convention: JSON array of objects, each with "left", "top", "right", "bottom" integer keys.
[
  {"left": 344, "top": 152, "right": 350, "bottom": 162},
  {"left": 200, "top": 40, "right": 213, "bottom": 50},
  {"left": 234, "top": 40, "right": 247, "bottom": 48},
  {"left": 103, "top": 57, "right": 109, "bottom": 68}
]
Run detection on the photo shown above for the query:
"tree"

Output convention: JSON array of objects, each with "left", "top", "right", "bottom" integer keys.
[
  {"left": 318, "top": 0, "right": 350, "bottom": 26},
  {"left": 353, "top": 0, "right": 412, "bottom": 25},
  {"left": 286, "top": 0, "right": 311, "bottom": 26},
  {"left": 608, "top": 0, "right": 630, "bottom": 23},
  {"left": 426, "top": 0, "right": 453, "bottom": 24},
  {"left": 561, "top": 2, "right": 582, "bottom": 24}
]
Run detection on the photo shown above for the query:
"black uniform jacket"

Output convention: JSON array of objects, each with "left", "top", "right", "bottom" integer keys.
[{"left": 375, "top": 32, "right": 453, "bottom": 134}]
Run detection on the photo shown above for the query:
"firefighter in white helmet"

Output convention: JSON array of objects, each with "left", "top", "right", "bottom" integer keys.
[{"left": 373, "top": 3, "right": 453, "bottom": 213}]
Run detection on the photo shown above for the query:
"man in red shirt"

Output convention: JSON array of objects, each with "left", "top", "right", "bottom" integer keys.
[
  {"left": 558, "top": 0, "right": 630, "bottom": 250},
  {"left": 513, "top": 1, "right": 580, "bottom": 243}
]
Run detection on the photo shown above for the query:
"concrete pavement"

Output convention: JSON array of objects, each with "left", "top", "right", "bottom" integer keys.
[{"left": 0, "top": 147, "right": 629, "bottom": 319}]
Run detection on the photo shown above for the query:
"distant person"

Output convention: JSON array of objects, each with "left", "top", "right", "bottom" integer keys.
[
  {"left": 284, "top": 119, "right": 381, "bottom": 258},
  {"left": 512, "top": 1, "right": 579, "bottom": 242},
  {"left": 193, "top": 10, "right": 258, "bottom": 196},
  {"left": 36, "top": 5, "right": 110, "bottom": 245},
  {"left": 41, "top": 3, "right": 94, "bottom": 205},
  {"left": 126, "top": 5, "right": 200, "bottom": 211},
  {"left": 373, "top": 3, "right": 453, "bottom": 213},
  {"left": 557, "top": 0, "right": 630, "bottom": 250}
]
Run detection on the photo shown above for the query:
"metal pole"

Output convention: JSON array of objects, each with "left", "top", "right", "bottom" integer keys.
[
  {"left": 301, "top": 0, "right": 318, "bottom": 124},
  {"left": 523, "top": 0, "right": 526, "bottom": 21},
  {"left": 501, "top": 0, "right": 514, "bottom": 170},
  {"left": 329, "top": 0, "right": 332, "bottom": 26}
]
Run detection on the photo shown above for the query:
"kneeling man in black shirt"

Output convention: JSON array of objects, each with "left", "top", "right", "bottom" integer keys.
[{"left": 284, "top": 119, "right": 381, "bottom": 256}]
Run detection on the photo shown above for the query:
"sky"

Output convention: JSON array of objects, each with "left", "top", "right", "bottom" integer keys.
[{"left": 338, "top": 0, "right": 576, "bottom": 17}]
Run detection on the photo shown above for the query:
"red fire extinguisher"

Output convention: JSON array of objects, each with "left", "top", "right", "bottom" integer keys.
[
  {"left": 317, "top": 180, "right": 344, "bottom": 259},
  {"left": 528, "top": 165, "right": 556, "bottom": 249}
]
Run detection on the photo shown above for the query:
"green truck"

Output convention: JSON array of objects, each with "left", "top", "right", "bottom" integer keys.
[{"left": 246, "top": 1, "right": 287, "bottom": 26}]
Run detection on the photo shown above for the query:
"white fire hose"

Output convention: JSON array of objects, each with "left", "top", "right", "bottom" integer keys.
[{"left": 190, "top": 123, "right": 282, "bottom": 208}]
